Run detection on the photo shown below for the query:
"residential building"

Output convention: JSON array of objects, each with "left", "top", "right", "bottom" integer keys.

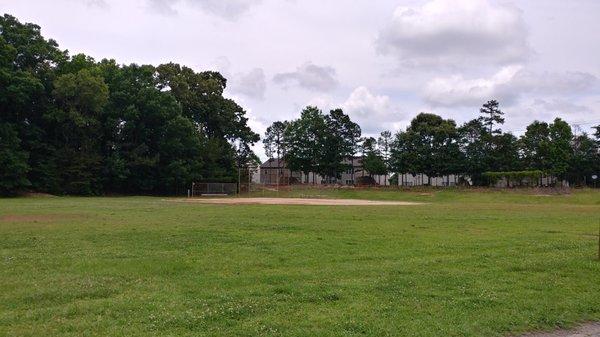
[{"left": 259, "top": 157, "right": 392, "bottom": 186}]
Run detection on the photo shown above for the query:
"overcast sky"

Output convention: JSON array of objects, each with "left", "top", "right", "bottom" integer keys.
[{"left": 2, "top": 0, "right": 599, "bottom": 159}]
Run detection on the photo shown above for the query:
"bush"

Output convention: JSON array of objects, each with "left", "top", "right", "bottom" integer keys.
[{"left": 355, "top": 176, "right": 377, "bottom": 186}]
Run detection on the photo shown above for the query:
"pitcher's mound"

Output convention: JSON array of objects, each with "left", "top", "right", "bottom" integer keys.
[{"left": 172, "top": 197, "right": 424, "bottom": 206}]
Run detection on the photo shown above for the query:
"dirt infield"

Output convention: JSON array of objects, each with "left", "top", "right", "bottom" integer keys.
[
  {"left": 517, "top": 322, "right": 600, "bottom": 337},
  {"left": 170, "top": 197, "right": 424, "bottom": 206}
]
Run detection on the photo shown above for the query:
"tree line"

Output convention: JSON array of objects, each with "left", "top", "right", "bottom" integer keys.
[
  {"left": 2, "top": 14, "right": 599, "bottom": 196},
  {"left": 0, "top": 14, "right": 258, "bottom": 196},
  {"left": 264, "top": 100, "right": 600, "bottom": 187}
]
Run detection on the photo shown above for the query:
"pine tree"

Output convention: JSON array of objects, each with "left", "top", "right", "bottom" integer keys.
[{"left": 479, "top": 100, "right": 505, "bottom": 135}]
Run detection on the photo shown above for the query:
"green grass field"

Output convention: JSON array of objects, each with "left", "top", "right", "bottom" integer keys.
[{"left": 1, "top": 189, "right": 599, "bottom": 337}]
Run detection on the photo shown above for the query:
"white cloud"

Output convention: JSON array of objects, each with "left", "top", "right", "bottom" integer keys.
[
  {"left": 148, "top": 0, "right": 261, "bottom": 19},
  {"left": 230, "top": 68, "right": 266, "bottom": 100},
  {"left": 532, "top": 98, "right": 590, "bottom": 114},
  {"left": 273, "top": 63, "right": 338, "bottom": 92},
  {"left": 84, "top": 0, "right": 108, "bottom": 8},
  {"left": 424, "top": 66, "right": 597, "bottom": 107},
  {"left": 377, "top": 0, "right": 530, "bottom": 68},
  {"left": 424, "top": 65, "right": 520, "bottom": 107},
  {"left": 302, "top": 87, "right": 404, "bottom": 134},
  {"left": 511, "top": 70, "right": 597, "bottom": 95},
  {"left": 342, "top": 87, "right": 403, "bottom": 134}
]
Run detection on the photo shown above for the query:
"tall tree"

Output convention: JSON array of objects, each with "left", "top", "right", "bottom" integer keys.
[
  {"left": 569, "top": 133, "right": 598, "bottom": 186},
  {"left": 489, "top": 133, "right": 520, "bottom": 172},
  {"left": 48, "top": 68, "right": 109, "bottom": 194},
  {"left": 263, "top": 121, "right": 289, "bottom": 159},
  {"left": 547, "top": 118, "right": 573, "bottom": 181},
  {"left": 457, "top": 119, "right": 489, "bottom": 184},
  {"left": 319, "top": 109, "right": 361, "bottom": 182},
  {"left": 284, "top": 106, "right": 326, "bottom": 183},
  {"left": 593, "top": 125, "right": 600, "bottom": 142},
  {"left": 520, "top": 121, "right": 551, "bottom": 172},
  {"left": 479, "top": 100, "right": 504, "bottom": 135},
  {"left": 390, "top": 130, "right": 418, "bottom": 186},
  {"left": 155, "top": 62, "right": 259, "bottom": 182},
  {"left": 0, "top": 14, "right": 259, "bottom": 195},
  {"left": 378, "top": 130, "right": 393, "bottom": 183},
  {"left": 0, "top": 14, "right": 65, "bottom": 194},
  {"left": 401, "top": 113, "right": 459, "bottom": 185},
  {"left": 263, "top": 120, "right": 289, "bottom": 184},
  {"left": 0, "top": 123, "right": 30, "bottom": 195},
  {"left": 361, "top": 137, "right": 386, "bottom": 182}
]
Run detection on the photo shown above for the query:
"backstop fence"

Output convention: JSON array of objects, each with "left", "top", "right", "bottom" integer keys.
[
  {"left": 191, "top": 183, "right": 238, "bottom": 196},
  {"left": 189, "top": 182, "right": 261, "bottom": 197}
]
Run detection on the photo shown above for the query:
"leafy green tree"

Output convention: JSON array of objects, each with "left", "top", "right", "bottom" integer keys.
[
  {"left": 378, "top": 130, "right": 393, "bottom": 182},
  {"left": 569, "top": 133, "right": 598, "bottom": 186},
  {"left": 319, "top": 109, "right": 361, "bottom": 182},
  {"left": 519, "top": 119, "right": 572, "bottom": 184},
  {"left": 359, "top": 136, "right": 385, "bottom": 184},
  {"left": 402, "top": 113, "right": 459, "bottom": 185},
  {"left": 363, "top": 150, "right": 387, "bottom": 181},
  {"left": 593, "top": 125, "right": 600, "bottom": 142},
  {"left": 0, "top": 14, "right": 259, "bottom": 195},
  {"left": 284, "top": 106, "right": 326, "bottom": 183},
  {"left": 0, "top": 123, "right": 30, "bottom": 195},
  {"left": 390, "top": 130, "right": 418, "bottom": 185},
  {"left": 48, "top": 68, "right": 109, "bottom": 194},
  {"left": 155, "top": 63, "right": 259, "bottom": 181},
  {"left": 547, "top": 118, "right": 573, "bottom": 180},
  {"left": 489, "top": 133, "right": 520, "bottom": 172},
  {"left": 263, "top": 121, "right": 289, "bottom": 159},
  {"left": 263, "top": 120, "right": 289, "bottom": 184},
  {"left": 520, "top": 121, "right": 551, "bottom": 172},
  {"left": 0, "top": 14, "right": 65, "bottom": 194},
  {"left": 457, "top": 119, "right": 489, "bottom": 184}
]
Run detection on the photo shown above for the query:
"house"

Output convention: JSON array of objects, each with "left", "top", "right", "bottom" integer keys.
[
  {"left": 259, "top": 158, "right": 469, "bottom": 187},
  {"left": 259, "top": 158, "right": 302, "bottom": 185},
  {"left": 259, "top": 157, "right": 392, "bottom": 186}
]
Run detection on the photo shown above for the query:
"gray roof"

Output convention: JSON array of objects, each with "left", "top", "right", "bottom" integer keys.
[{"left": 260, "top": 158, "right": 286, "bottom": 168}]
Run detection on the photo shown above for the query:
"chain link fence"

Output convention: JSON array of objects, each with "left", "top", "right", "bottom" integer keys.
[{"left": 191, "top": 183, "right": 238, "bottom": 196}]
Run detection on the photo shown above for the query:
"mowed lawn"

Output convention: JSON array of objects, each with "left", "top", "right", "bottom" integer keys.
[{"left": 1, "top": 190, "right": 599, "bottom": 337}]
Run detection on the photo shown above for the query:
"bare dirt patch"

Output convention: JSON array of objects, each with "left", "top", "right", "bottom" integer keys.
[
  {"left": 517, "top": 322, "right": 600, "bottom": 337},
  {"left": 168, "top": 197, "right": 424, "bottom": 206}
]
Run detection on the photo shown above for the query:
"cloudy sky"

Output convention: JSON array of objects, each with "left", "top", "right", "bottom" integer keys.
[{"left": 2, "top": 0, "right": 599, "bottom": 159}]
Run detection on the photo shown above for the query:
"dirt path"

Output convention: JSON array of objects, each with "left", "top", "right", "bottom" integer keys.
[
  {"left": 168, "top": 197, "right": 424, "bottom": 206},
  {"left": 517, "top": 323, "right": 600, "bottom": 337}
]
